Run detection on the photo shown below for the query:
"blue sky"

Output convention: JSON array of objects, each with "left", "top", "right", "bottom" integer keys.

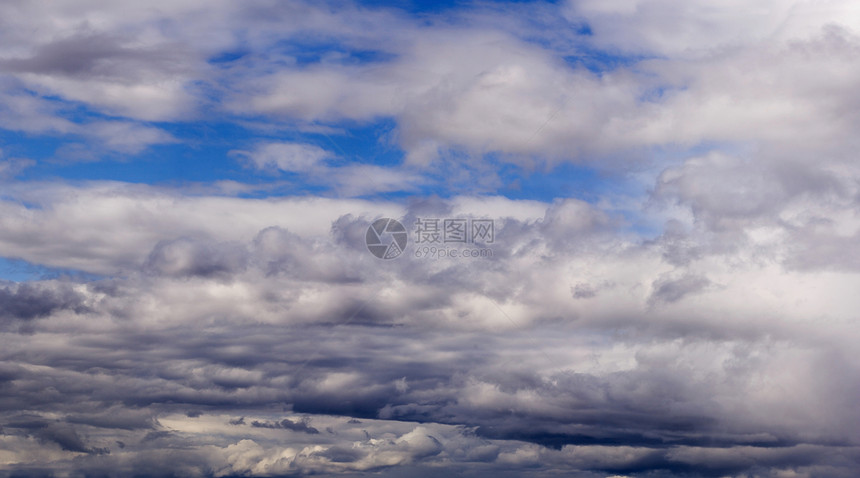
[
  {"left": 1, "top": 1, "right": 860, "bottom": 477},
  {"left": 4, "top": 45, "right": 613, "bottom": 202}
]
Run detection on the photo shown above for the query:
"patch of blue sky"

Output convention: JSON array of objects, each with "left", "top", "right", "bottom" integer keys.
[
  {"left": 3, "top": 66, "right": 663, "bottom": 206},
  {"left": 208, "top": 50, "right": 249, "bottom": 65},
  {"left": 564, "top": 48, "right": 653, "bottom": 75},
  {"left": 0, "top": 128, "right": 63, "bottom": 164},
  {"left": 244, "top": 35, "right": 401, "bottom": 69},
  {"left": 7, "top": 116, "right": 633, "bottom": 205},
  {"left": 0, "top": 257, "right": 103, "bottom": 283},
  {"left": 289, "top": 46, "right": 398, "bottom": 68},
  {"left": 498, "top": 161, "right": 609, "bottom": 203},
  {"left": 360, "top": 0, "right": 566, "bottom": 13},
  {"left": 356, "top": 0, "right": 481, "bottom": 14},
  {"left": 312, "top": 118, "right": 400, "bottom": 166},
  {"left": 13, "top": 131, "right": 238, "bottom": 187}
]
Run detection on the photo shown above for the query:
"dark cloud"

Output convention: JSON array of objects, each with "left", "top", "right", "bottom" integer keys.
[
  {"left": 317, "top": 445, "right": 365, "bottom": 463},
  {"left": 253, "top": 226, "right": 363, "bottom": 283},
  {"left": 0, "top": 310, "right": 857, "bottom": 476},
  {"left": 66, "top": 408, "right": 157, "bottom": 431},
  {"left": 144, "top": 237, "right": 249, "bottom": 278},
  {"left": 0, "top": 196, "right": 856, "bottom": 475},
  {"left": 251, "top": 417, "right": 320, "bottom": 434},
  {"left": 649, "top": 274, "right": 711, "bottom": 305},
  {"left": 0, "top": 281, "right": 87, "bottom": 322},
  {"left": 4, "top": 418, "right": 108, "bottom": 454},
  {"left": 0, "top": 32, "right": 187, "bottom": 78},
  {"left": 141, "top": 430, "right": 173, "bottom": 443}
]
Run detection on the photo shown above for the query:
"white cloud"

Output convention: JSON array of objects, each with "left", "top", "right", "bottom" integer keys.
[
  {"left": 231, "top": 142, "right": 424, "bottom": 195},
  {"left": 0, "top": 156, "right": 34, "bottom": 180},
  {"left": 85, "top": 121, "right": 177, "bottom": 154},
  {"left": 564, "top": 0, "right": 860, "bottom": 56},
  {"left": 232, "top": 142, "right": 332, "bottom": 173},
  {"left": 2, "top": 0, "right": 858, "bottom": 174}
]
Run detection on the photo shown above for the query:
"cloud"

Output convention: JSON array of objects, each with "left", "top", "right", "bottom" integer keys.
[
  {"left": 1, "top": 1, "right": 860, "bottom": 477},
  {"left": 227, "top": 27, "right": 644, "bottom": 165},
  {"left": 0, "top": 31, "right": 185, "bottom": 78},
  {"left": 0, "top": 281, "right": 87, "bottom": 322},
  {"left": 144, "top": 237, "right": 249, "bottom": 278},
  {"left": 0, "top": 4, "right": 203, "bottom": 122},
  {"left": 0, "top": 83, "right": 78, "bottom": 134},
  {"left": 83, "top": 121, "right": 177, "bottom": 155},
  {"left": 0, "top": 182, "right": 401, "bottom": 274},
  {"left": 0, "top": 183, "right": 858, "bottom": 475},
  {"left": 4, "top": 417, "right": 108, "bottom": 455},
  {"left": 250, "top": 417, "right": 320, "bottom": 434},
  {"left": 232, "top": 142, "right": 424, "bottom": 195},
  {"left": 0, "top": 156, "right": 34, "bottom": 180},
  {"left": 2, "top": 0, "right": 859, "bottom": 174},
  {"left": 233, "top": 142, "right": 332, "bottom": 173},
  {"left": 648, "top": 273, "right": 711, "bottom": 305},
  {"left": 0, "top": 83, "right": 175, "bottom": 155},
  {"left": 564, "top": 0, "right": 860, "bottom": 56}
]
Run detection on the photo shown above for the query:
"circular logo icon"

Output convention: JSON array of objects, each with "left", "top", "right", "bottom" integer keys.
[{"left": 366, "top": 218, "right": 407, "bottom": 259}]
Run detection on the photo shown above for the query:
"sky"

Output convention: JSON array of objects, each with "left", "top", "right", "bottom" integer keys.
[{"left": 1, "top": 0, "right": 859, "bottom": 476}]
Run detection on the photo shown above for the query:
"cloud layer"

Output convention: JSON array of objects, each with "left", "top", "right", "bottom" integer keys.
[
  {"left": 1, "top": 183, "right": 859, "bottom": 476},
  {"left": 1, "top": 1, "right": 859, "bottom": 477}
]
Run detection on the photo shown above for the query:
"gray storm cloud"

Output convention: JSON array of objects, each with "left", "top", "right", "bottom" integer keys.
[{"left": 0, "top": 189, "right": 857, "bottom": 476}]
